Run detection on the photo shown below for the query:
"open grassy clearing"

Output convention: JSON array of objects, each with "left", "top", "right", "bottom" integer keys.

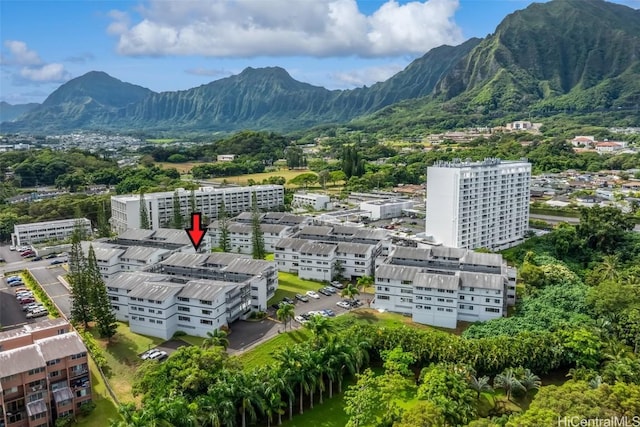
[
  {"left": 75, "top": 358, "right": 120, "bottom": 426},
  {"left": 90, "top": 323, "right": 163, "bottom": 403},
  {"left": 155, "top": 161, "right": 204, "bottom": 173},
  {"left": 206, "top": 168, "right": 314, "bottom": 186},
  {"left": 146, "top": 138, "right": 178, "bottom": 144},
  {"left": 237, "top": 329, "right": 312, "bottom": 370}
]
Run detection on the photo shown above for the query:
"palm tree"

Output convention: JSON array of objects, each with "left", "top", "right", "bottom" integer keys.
[
  {"left": 276, "top": 303, "right": 295, "bottom": 331},
  {"left": 273, "top": 347, "right": 300, "bottom": 421},
  {"left": 468, "top": 375, "right": 493, "bottom": 399},
  {"left": 519, "top": 369, "right": 541, "bottom": 393},
  {"left": 494, "top": 368, "right": 525, "bottom": 402},
  {"left": 304, "top": 314, "right": 334, "bottom": 345},
  {"left": 340, "top": 283, "right": 360, "bottom": 302},
  {"left": 351, "top": 339, "right": 370, "bottom": 377},
  {"left": 202, "top": 329, "right": 230, "bottom": 350},
  {"left": 236, "top": 371, "right": 266, "bottom": 427},
  {"left": 356, "top": 275, "right": 374, "bottom": 292},
  {"left": 593, "top": 255, "right": 621, "bottom": 282},
  {"left": 264, "top": 369, "right": 290, "bottom": 426}
]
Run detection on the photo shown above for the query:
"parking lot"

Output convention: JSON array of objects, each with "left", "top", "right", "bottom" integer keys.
[{"left": 0, "top": 274, "right": 51, "bottom": 330}]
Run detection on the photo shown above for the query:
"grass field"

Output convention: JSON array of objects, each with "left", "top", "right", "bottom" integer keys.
[
  {"left": 238, "top": 329, "right": 312, "bottom": 370},
  {"left": 206, "top": 168, "right": 317, "bottom": 186},
  {"left": 91, "top": 323, "right": 163, "bottom": 403},
  {"left": 268, "top": 272, "right": 325, "bottom": 304},
  {"left": 155, "top": 161, "right": 203, "bottom": 173},
  {"left": 146, "top": 138, "right": 178, "bottom": 144},
  {"left": 75, "top": 358, "right": 120, "bottom": 426}
]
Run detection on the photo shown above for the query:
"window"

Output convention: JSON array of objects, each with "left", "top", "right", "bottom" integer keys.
[
  {"left": 445, "top": 308, "right": 453, "bottom": 312},
  {"left": 50, "top": 370, "right": 59, "bottom": 378},
  {"left": 485, "top": 298, "right": 490, "bottom": 303},
  {"left": 200, "top": 300, "right": 212, "bottom": 305},
  {"left": 377, "top": 295, "right": 390, "bottom": 300},
  {"left": 178, "top": 306, "right": 190, "bottom": 312},
  {"left": 28, "top": 367, "right": 45, "bottom": 375},
  {"left": 47, "top": 359, "right": 60, "bottom": 366},
  {"left": 485, "top": 307, "right": 500, "bottom": 313},
  {"left": 494, "top": 299, "right": 501, "bottom": 304},
  {"left": 200, "top": 319, "right": 213, "bottom": 325},
  {"left": 178, "top": 316, "right": 191, "bottom": 322},
  {"left": 178, "top": 297, "right": 189, "bottom": 302},
  {"left": 202, "top": 310, "right": 212, "bottom": 315}
]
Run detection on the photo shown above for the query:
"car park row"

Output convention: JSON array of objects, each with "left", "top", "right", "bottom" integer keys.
[{"left": 5, "top": 275, "right": 49, "bottom": 319}]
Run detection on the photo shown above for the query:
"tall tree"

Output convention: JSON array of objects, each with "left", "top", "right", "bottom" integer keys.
[
  {"left": 251, "top": 193, "right": 266, "bottom": 259},
  {"left": 277, "top": 303, "right": 295, "bottom": 331},
  {"left": 494, "top": 368, "right": 525, "bottom": 402},
  {"left": 341, "top": 283, "right": 360, "bottom": 302},
  {"left": 202, "top": 329, "right": 229, "bottom": 350},
  {"left": 139, "top": 192, "right": 150, "bottom": 229},
  {"left": 172, "top": 190, "right": 184, "bottom": 229},
  {"left": 86, "top": 245, "right": 117, "bottom": 340},
  {"left": 69, "top": 222, "right": 92, "bottom": 328},
  {"left": 218, "top": 200, "right": 231, "bottom": 252},
  {"left": 96, "top": 200, "right": 111, "bottom": 237}
]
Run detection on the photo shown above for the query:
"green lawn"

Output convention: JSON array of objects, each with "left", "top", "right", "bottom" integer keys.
[
  {"left": 179, "top": 334, "right": 205, "bottom": 347},
  {"left": 279, "top": 389, "right": 350, "bottom": 427},
  {"left": 238, "top": 329, "right": 311, "bottom": 370},
  {"left": 268, "top": 272, "right": 325, "bottom": 304},
  {"left": 75, "top": 358, "right": 120, "bottom": 426},
  {"left": 90, "top": 323, "right": 163, "bottom": 403}
]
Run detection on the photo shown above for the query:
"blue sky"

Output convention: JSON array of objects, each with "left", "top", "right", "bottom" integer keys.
[{"left": 1, "top": 0, "right": 638, "bottom": 104}]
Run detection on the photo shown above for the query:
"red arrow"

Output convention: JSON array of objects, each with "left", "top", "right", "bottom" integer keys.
[{"left": 185, "top": 212, "right": 207, "bottom": 251}]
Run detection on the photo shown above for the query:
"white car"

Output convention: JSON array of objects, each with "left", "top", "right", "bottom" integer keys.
[
  {"left": 141, "top": 349, "right": 161, "bottom": 360},
  {"left": 306, "top": 291, "right": 320, "bottom": 299},
  {"left": 308, "top": 310, "right": 328, "bottom": 318},
  {"left": 149, "top": 350, "right": 168, "bottom": 361},
  {"left": 336, "top": 301, "right": 351, "bottom": 309},
  {"left": 26, "top": 308, "right": 48, "bottom": 319},
  {"left": 9, "top": 245, "right": 16, "bottom": 251},
  {"left": 294, "top": 315, "right": 307, "bottom": 324}
]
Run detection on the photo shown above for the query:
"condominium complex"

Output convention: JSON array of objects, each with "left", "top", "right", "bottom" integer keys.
[
  {"left": 12, "top": 218, "right": 92, "bottom": 247},
  {"left": 106, "top": 272, "right": 250, "bottom": 340},
  {"left": 291, "top": 193, "right": 331, "bottom": 211},
  {"left": 373, "top": 246, "right": 516, "bottom": 328},
  {"left": 425, "top": 158, "right": 531, "bottom": 250},
  {"left": 110, "top": 185, "right": 285, "bottom": 233},
  {"left": 0, "top": 319, "right": 91, "bottom": 427}
]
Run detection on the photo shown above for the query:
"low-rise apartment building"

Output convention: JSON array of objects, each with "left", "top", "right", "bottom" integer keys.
[
  {"left": 110, "top": 185, "right": 284, "bottom": 233},
  {"left": 373, "top": 246, "right": 516, "bottom": 328},
  {"left": 208, "top": 221, "right": 290, "bottom": 254},
  {"left": 106, "top": 272, "right": 246, "bottom": 339},
  {"left": 0, "top": 319, "right": 91, "bottom": 427},
  {"left": 12, "top": 218, "right": 92, "bottom": 247},
  {"left": 291, "top": 193, "right": 331, "bottom": 211}
]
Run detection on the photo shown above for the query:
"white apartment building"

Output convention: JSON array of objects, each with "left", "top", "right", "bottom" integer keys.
[
  {"left": 292, "top": 193, "right": 331, "bottom": 211},
  {"left": 274, "top": 237, "right": 379, "bottom": 281},
  {"left": 425, "top": 158, "right": 531, "bottom": 250},
  {"left": 106, "top": 272, "right": 248, "bottom": 339},
  {"left": 208, "top": 221, "right": 290, "bottom": 254},
  {"left": 360, "top": 199, "right": 414, "bottom": 220},
  {"left": 12, "top": 218, "right": 92, "bottom": 247},
  {"left": 373, "top": 246, "right": 516, "bottom": 328},
  {"left": 151, "top": 252, "right": 278, "bottom": 311},
  {"left": 110, "top": 185, "right": 284, "bottom": 233}
]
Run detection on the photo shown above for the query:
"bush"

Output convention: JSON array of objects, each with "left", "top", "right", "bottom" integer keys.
[
  {"left": 55, "top": 415, "right": 74, "bottom": 427},
  {"left": 77, "top": 328, "right": 107, "bottom": 369},
  {"left": 172, "top": 330, "right": 187, "bottom": 337},
  {"left": 78, "top": 401, "right": 96, "bottom": 416}
]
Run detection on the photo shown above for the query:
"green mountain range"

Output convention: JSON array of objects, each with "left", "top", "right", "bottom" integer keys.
[{"left": 2, "top": 0, "right": 639, "bottom": 134}]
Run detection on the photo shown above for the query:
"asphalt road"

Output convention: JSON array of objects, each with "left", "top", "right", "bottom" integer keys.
[
  {"left": 30, "top": 265, "right": 71, "bottom": 318},
  {"left": 0, "top": 275, "right": 51, "bottom": 330}
]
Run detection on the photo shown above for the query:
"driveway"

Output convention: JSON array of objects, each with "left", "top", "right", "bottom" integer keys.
[
  {"left": 0, "top": 274, "right": 54, "bottom": 330},
  {"left": 29, "top": 265, "right": 71, "bottom": 318}
]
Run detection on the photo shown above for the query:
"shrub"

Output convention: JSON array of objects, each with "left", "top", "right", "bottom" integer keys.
[{"left": 77, "top": 328, "right": 107, "bottom": 369}]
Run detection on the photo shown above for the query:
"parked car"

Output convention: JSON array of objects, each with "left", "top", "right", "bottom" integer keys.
[
  {"left": 325, "top": 286, "right": 338, "bottom": 293},
  {"left": 141, "top": 349, "right": 161, "bottom": 360},
  {"left": 318, "top": 288, "right": 332, "bottom": 296},
  {"left": 331, "top": 281, "right": 345, "bottom": 289},
  {"left": 21, "top": 250, "right": 34, "bottom": 257},
  {"left": 9, "top": 245, "right": 16, "bottom": 251},
  {"left": 16, "top": 292, "right": 33, "bottom": 299},
  {"left": 7, "top": 276, "right": 21, "bottom": 283},
  {"left": 23, "top": 303, "right": 44, "bottom": 312},
  {"left": 26, "top": 308, "right": 48, "bottom": 319},
  {"left": 294, "top": 315, "right": 307, "bottom": 324},
  {"left": 271, "top": 303, "right": 281, "bottom": 310},
  {"left": 349, "top": 299, "right": 363, "bottom": 307},
  {"left": 44, "top": 254, "right": 57, "bottom": 259},
  {"left": 322, "top": 309, "right": 336, "bottom": 317},
  {"left": 295, "top": 294, "right": 309, "bottom": 303},
  {"left": 50, "top": 259, "right": 65, "bottom": 265},
  {"left": 14, "top": 287, "right": 28, "bottom": 294},
  {"left": 9, "top": 280, "right": 24, "bottom": 287},
  {"left": 0, "top": 258, "right": 5, "bottom": 263},
  {"left": 149, "top": 350, "right": 168, "bottom": 361},
  {"left": 19, "top": 297, "right": 36, "bottom": 305},
  {"left": 32, "top": 256, "right": 43, "bottom": 261},
  {"left": 282, "top": 297, "right": 295, "bottom": 305},
  {"left": 336, "top": 301, "right": 351, "bottom": 309},
  {"left": 22, "top": 253, "right": 36, "bottom": 258},
  {"left": 306, "top": 290, "right": 320, "bottom": 299}
]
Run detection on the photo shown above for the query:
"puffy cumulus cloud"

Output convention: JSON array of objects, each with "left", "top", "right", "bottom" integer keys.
[
  {"left": 109, "top": 0, "right": 462, "bottom": 57},
  {"left": 19, "top": 63, "right": 71, "bottom": 83},
  {"left": 2, "top": 40, "right": 42, "bottom": 65},
  {"left": 331, "top": 63, "right": 406, "bottom": 88}
]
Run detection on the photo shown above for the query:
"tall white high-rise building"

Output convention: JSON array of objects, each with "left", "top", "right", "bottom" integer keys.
[
  {"left": 425, "top": 158, "right": 531, "bottom": 250},
  {"left": 110, "top": 185, "right": 284, "bottom": 233}
]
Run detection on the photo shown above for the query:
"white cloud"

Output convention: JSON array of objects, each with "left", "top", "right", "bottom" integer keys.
[
  {"left": 331, "top": 63, "right": 406, "bottom": 87},
  {"left": 109, "top": 0, "right": 463, "bottom": 58},
  {"left": 3, "top": 40, "right": 42, "bottom": 65},
  {"left": 19, "top": 63, "right": 71, "bottom": 83},
  {"left": 185, "top": 67, "right": 232, "bottom": 77}
]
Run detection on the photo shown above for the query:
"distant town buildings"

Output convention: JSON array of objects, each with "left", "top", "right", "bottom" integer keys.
[
  {"left": 425, "top": 158, "right": 531, "bottom": 250},
  {"left": 110, "top": 185, "right": 285, "bottom": 233},
  {"left": 372, "top": 246, "right": 516, "bottom": 328},
  {"left": 0, "top": 319, "right": 92, "bottom": 427},
  {"left": 12, "top": 218, "right": 92, "bottom": 247},
  {"left": 216, "top": 154, "right": 236, "bottom": 162}
]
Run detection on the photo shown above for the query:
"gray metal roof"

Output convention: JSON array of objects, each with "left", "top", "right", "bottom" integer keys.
[
  {"left": 415, "top": 273, "right": 459, "bottom": 290},
  {"left": 353, "top": 228, "right": 388, "bottom": 240},
  {"left": 206, "top": 252, "right": 250, "bottom": 267},
  {"left": 118, "top": 229, "right": 154, "bottom": 241},
  {"left": 35, "top": 331, "right": 87, "bottom": 362},
  {"left": 277, "top": 214, "right": 308, "bottom": 224},
  {"left": 263, "top": 212, "right": 286, "bottom": 220},
  {"left": 107, "top": 272, "right": 170, "bottom": 290},
  {"left": 332, "top": 225, "right": 360, "bottom": 235},
  {"left": 122, "top": 246, "right": 165, "bottom": 262},
  {"left": 460, "top": 251, "right": 504, "bottom": 267},
  {"left": 392, "top": 246, "right": 431, "bottom": 261},
  {"left": 178, "top": 279, "right": 235, "bottom": 301},
  {"left": 299, "top": 242, "right": 336, "bottom": 256},
  {"left": 274, "top": 237, "right": 308, "bottom": 251},
  {"left": 234, "top": 212, "right": 254, "bottom": 221},
  {"left": 152, "top": 228, "right": 192, "bottom": 245},
  {"left": 224, "top": 258, "right": 272, "bottom": 275},
  {"left": 459, "top": 271, "right": 505, "bottom": 290},
  {"left": 0, "top": 345, "right": 45, "bottom": 378},
  {"left": 228, "top": 223, "right": 252, "bottom": 233},
  {"left": 127, "top": 281, "right": 184, "bottom": 301},
  {"left": 337, "top": 242, "right": 371, "bottom": 255},
  {"left": 161, "top": 252, "right": 208, "bottom": 267},
  {"left": 376, "top": 264, "right": 419, "bottom": 281},
  {"left": 82, "top": 242, "right": 125, "bottom": 261},
  {"left": 430, "top": 246, "right": 467, "bottom": 260},
  {"left": 261, "top": 224, "right": 288, "bottom": 234}
]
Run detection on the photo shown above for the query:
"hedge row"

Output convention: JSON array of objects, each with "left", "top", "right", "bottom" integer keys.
[
  {"left": 13, "top": 269, "right": 61, "bottom": 318},
  {"left": 77, "top": 328, "right": 108, "bottom": 369}
]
